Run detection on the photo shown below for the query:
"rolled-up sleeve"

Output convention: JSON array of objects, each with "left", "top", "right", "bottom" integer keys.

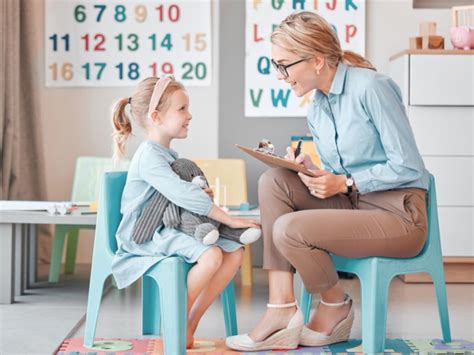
[
  {"left": 351, "top": 76, "right": 426, "bottom": 193},
  {"left": 138, "top": 145, "right": 213, "bottom": 216}
]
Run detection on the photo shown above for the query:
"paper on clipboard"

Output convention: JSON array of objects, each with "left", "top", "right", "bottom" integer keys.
[{"left": 236, "top": 144, "right": 318, "bottom": 177}]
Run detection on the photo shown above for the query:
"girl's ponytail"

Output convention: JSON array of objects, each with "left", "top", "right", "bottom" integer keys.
[{"left": 112, "top": 97, "right": 132, "bottom": 160}]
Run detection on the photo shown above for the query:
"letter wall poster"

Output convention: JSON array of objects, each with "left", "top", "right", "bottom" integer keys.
[{"left": 246, "top": 0, "right": 365, "bottom": 117}]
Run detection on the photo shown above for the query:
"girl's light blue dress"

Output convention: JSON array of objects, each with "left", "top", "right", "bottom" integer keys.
[{"left": 112, "top": 141, "right": 242, "bottom": 289}]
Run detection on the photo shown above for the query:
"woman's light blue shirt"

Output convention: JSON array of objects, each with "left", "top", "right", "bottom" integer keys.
[{"left": 307, "top": 62, "right": 429, "bottom": 194}]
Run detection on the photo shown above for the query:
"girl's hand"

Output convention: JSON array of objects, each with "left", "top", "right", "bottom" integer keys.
[
  {"left": 298, "top": 169, "right": 347, "bottom": 199},
  {"left": 226, "top": 217, "right": 261, "bottom": 230},
  {"left": 204, "top": 187, "right": 214, "bottom": 199},
  {"left": 285, "top": 146, "right": 317, "bottom": 170}
]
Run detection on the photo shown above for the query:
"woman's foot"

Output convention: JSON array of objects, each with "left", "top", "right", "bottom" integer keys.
[
  {"left": 226, "top": 302, "right": 304, "bottom": 351},
  {"left": 306, "top": 299, "right": 351, "bottom": 335},
  {"left": 249, "top": 305, "right": 298, "bottom": 341},
  {"left": 299, "top": 294, "right": 354, "bottom": 347}
]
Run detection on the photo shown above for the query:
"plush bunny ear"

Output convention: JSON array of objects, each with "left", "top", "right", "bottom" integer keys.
[{"left": 171, "top": 158, "right": 205, "bottom": 182}]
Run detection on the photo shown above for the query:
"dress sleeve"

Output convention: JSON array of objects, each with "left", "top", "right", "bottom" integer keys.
[{"left": 138, "top": 145, "right": 213, "bottom": 216}]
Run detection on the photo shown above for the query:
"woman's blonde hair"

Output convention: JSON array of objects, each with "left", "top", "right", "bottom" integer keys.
[
  {"left": 111, "top": 77, "right": 185, "bottom": 159},
  {"left": 271, "top": 11, "right": 375, "bottom": 71}
]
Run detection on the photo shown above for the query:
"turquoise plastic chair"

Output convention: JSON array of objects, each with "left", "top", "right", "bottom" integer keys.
[
  {"left": 48, "top": 157, "right": 130, "bottom": 282},
  {"left": 300, "top": 175, "right": 451, "bottom": 353},
  {"left": 83, "top": 172, "right": 238, "bottom": 355}
]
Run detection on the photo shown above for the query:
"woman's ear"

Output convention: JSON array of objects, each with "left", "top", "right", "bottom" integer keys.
[{"left": 311, "top": 55, "right": 325, "bottom": 72}]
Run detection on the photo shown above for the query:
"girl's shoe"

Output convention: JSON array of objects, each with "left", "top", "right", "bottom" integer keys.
[
  {"left": 225, "top": 301, "right": 304, "bottom": 351},
  {"left": 299, "top": 294, "right": 354, "bottom": 347}
]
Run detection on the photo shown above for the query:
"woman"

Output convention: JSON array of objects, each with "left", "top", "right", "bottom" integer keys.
[{"left": 226, "top": 11, "right": 429, "bottom": 351}]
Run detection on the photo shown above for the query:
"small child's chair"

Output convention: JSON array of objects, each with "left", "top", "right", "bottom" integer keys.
[
  {"left": 194, "top": 159, "right": 255, "bottom": 287},
  {"left": 83, "top": 171, "right": 238, "bottom": 355},
  {"left": 48, "top": 157, "right": 130, "bottom": 282},
  {"left": 300, "top": 174, "right": 451, "bottom": 353}
]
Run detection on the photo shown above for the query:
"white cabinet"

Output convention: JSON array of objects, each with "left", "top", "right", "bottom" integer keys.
[{"left": 390, "top": 50, "right": 474, "bottom": 258}]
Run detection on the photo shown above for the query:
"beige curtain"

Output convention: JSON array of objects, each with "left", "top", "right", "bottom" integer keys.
[{"left": 1, "top": 0, "right": 51, "bottom": 263}]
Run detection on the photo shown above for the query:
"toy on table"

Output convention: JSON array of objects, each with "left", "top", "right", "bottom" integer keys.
[
  {"left": 451, "top": 5, "right": 474, "bottom": 50},
  {"left": 131, "top": 158, "right": 261, "bottom": 246},
  {"left": 409, "top": 22, "right": 445, "bottom": 50}
]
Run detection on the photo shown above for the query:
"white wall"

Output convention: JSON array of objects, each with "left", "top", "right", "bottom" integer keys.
[
  {"left": 366, "top": 0, "right": 452, "bottom": 74},
  {"left": 32, "top": 0, "right": 453, "bottom": 264}
]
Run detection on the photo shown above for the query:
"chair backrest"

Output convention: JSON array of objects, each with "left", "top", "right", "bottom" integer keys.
[
  {"left": 193, "top": 159, "right": 248, "bottom": 206},
  {"left": 96, "top": 171, "right": 127, "bottom": 253},
  {"left": 71, "top": 157, "right": 130, "bottom": 202},
  {"left": 416, "top": 174, "right": 440, "bottom": 257}
]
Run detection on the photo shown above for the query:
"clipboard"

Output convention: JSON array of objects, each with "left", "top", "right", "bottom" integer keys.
[{"left": 236, "top": 144, "right": 318, "bottom": 177}]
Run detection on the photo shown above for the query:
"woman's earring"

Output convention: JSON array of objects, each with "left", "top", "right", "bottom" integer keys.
[{"left": 316, "top": 69, "right": 320, "bottom": 75}]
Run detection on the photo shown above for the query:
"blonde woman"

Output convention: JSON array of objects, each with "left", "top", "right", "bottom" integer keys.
[{"left": 226, "top": 12, "right": 429, "bottom": 351}]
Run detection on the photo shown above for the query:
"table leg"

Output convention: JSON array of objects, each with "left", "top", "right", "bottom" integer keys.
[
  {"left": 241, "top": 244, "right": 253, "bottom": 287},
  {"left": 0, "top": 223, "right": 15, "bottom": 304},
  {"left": 14, "top": 224, "right": 25, "bottom": 296},
  {"left": 28, "top": 224, "right": 37, "bottom": 286},
  {"left": 22, "top": 225, "right": 28, "bottom": 291}
]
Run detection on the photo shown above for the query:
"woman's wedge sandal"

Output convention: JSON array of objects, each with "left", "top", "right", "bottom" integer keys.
[
  {"left": 225, "top": 301, "right": 304, "bottom": 351},
  {"left": 299, "top": 294, "right": 354, "bottom": 347}
]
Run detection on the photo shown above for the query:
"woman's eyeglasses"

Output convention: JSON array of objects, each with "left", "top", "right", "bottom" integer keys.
[{"left": 271, "top": 58, "right": 309, "bottom": 78}]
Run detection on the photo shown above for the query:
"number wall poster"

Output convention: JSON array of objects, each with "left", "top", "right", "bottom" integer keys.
[
  {"left": 45, "top": 0, "right": 212, "bottom": 87},
  {"left": 245, "top": 0, "right": 365, "bottom": 117}
]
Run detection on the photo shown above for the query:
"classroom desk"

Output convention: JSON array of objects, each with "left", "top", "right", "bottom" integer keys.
[{"left": 0, "top": 207, "right": 96, "bottom": 304}]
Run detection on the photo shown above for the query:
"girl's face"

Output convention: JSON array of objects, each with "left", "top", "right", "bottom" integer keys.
[
  {"left": 158, "top": 89, "right": 192, "bottom": 139},
  {"left": 271, "top": 44, "right": 320, "bottom": 97}
]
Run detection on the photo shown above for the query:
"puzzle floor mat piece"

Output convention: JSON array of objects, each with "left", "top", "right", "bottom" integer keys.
[{"left": 56, "top": 338, "right": 474, "bottom": 354}]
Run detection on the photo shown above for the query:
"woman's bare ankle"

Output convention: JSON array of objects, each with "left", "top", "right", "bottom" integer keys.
[{"left": 249, "top": 306, "right": 298, "bottom": 341}]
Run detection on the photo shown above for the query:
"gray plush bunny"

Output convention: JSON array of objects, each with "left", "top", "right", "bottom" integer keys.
[{"left": 132, "top": 158, "right": 261, "bottom": 245}]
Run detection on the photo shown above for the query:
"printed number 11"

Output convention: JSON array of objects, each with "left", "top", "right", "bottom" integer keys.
[{"left": 49, "top": 34, "right": 70, "bottom": 51}]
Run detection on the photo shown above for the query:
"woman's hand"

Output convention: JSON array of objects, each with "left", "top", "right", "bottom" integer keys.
[
  {"left": 285, "top": 146, "right": 317, "bottom": 170},
  {"left": 226, "top": 217, "right": 261, "bottom": 230},
  {"left": 204, "top": 187, "right": 214, "bottom": 199},
  {"left": 298, "top": 169, "right": 347, "bottom": 199}
]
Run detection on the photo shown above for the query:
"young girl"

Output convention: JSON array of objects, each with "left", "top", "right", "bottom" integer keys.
[{"left": 110, "top": 76, "right": 260, "bottom": 348}]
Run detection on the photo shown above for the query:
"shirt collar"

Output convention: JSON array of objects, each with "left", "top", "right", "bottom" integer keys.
[
  {"left": 329, "top": 62, "right": 348, "bottom": 95},
  {"left": 312, "top": 61, "right": 348, "bottom": 106}
]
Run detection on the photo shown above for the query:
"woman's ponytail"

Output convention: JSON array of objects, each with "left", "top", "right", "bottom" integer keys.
[{"left": 341, "top": 50, "right": 376, "bottom": 71}]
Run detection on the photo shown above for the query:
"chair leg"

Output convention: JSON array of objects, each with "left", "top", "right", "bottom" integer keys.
[
  {"left": 83, "top": 273, "right": 109, "bottom": 348},
  {"left": 48, "top": 225, "right": 69, "bottom": 283},
  {"left": 142, "top": 276, "right": 161, "bottom": 335},
  {"left": 220, "top": 280, "right": 238, "bottom": 336},
  {"left": 430, "top": 268, "right": 452, "bottom": 343},
  {"left": 300, "top": 286, "right": 313, "bottom": 324},
  {"left": 64, "top": 228, "right": 79, "bottom": 274},
  {"left": 153, "top": 264, "right": 188, "bottom": 355},
  {"left": 240, "top": 245, "right": 253, "bottom": 286},
  {"left": 359, "top": 271, "right": 390, "bottom": 353}
]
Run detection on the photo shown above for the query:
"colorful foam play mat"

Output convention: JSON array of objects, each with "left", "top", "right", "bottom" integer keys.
[{"left": 56, "top": 337, "right": 474, "bottom": 354}]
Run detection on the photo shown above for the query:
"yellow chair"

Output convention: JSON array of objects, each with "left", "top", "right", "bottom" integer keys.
[{"left": 194, "top": 159, "right": 254, "bottom": 287}]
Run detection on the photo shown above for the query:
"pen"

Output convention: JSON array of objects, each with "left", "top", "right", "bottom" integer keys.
[
  {"left": 81, "top": 211, "right": 97, "bottom": 215},
  {"left": 294, "top": 140, "right": 302, "bottom": 158}
]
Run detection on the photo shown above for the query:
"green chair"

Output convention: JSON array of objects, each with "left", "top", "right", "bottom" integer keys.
[{"left": 48, "top": 157, "right": 130, "bottom": 283}]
